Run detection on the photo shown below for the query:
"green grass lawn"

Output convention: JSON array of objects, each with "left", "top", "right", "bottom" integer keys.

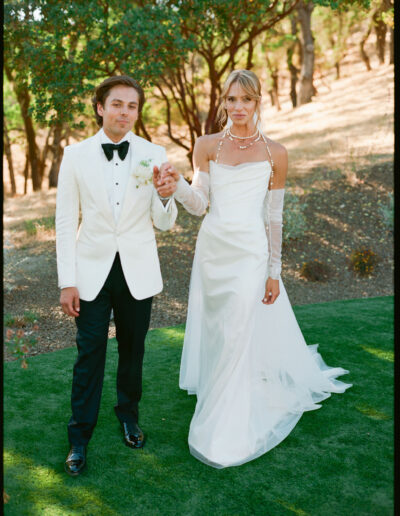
[{"left": 4, "top": 296, "right": 393, "bottom": 516}]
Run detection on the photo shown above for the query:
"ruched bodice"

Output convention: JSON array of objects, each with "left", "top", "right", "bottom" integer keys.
[{"left": 207, "top": 160, "right": 271, "bottom": 226}]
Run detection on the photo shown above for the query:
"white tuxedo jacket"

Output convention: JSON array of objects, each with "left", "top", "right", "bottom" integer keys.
[{"left": 56, "top": 130, "right": 177, "bottom": 301}]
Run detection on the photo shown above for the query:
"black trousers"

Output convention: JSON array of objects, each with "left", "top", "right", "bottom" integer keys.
[{"left": 67, "top": 253, "right": 153, "bottom": 446}]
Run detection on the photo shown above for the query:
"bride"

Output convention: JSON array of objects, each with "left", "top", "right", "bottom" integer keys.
[{"left": 161, "top": 69, "right": 352, "bottom": 468}]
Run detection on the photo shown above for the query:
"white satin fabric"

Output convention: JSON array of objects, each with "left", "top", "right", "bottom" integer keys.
[{"left": 179, "top": 160, "right": 352, "bottom": 469}]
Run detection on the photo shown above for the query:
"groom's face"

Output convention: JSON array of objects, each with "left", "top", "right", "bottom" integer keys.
[{"left": 97, "top": 85, "right": 139, "bottom": 141}]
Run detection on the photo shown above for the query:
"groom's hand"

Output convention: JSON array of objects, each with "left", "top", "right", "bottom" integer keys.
[
  {"left": 153, "top": 163, "right": 177, "bottom": 198},
  {"left": 159, "top": 162, "right": 179, "bottom": 183},
  {"left": 60, "top": 287, "right": 80, "bottom": 317}
]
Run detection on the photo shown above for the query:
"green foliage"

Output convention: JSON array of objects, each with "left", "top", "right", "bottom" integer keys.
[
  {"left": 4, "top": 1, "right": 192, "bottom": 127},
  {"left": 4, "top": 310, "right": 40, "bottom": 368},
  {"left": 314, "top": 0, "right": 371, "bottom": 8},
  {"left": 378, "top": 192, "right": 394, "bottom": 232},
  {"left": 3, "top": 74, "right": 23, "bottom": 131},
  {"left": 3, "top": 314, "right": 17, "bottom": 327},
  {"left": 4, "top": 0, "right": 301, "bottom": 140},
  {"left": 313, "top": 3, "right": 369, "bottom": 73},
  {"left": 381, "top": 8, "right": 394, "bottom": 27},
  {"left": 349, "top": 247, "right": 379, "bottom": 276},
  {"left": 5, "top": 327, "right": 39, "bottom": 369},
  {"left": 23, "top": 216, "right": 55, "bottom": 235},
  {"left": 22, "top": 310, "right": 40, "bottom": 324},
  {"left": 141, "top": 101, "right": 167, "bottom": 130},
  {"left": 283, "top": 192, "right": 308, "bottom": 241},
  {"left": 3, "top": 0, "right": 373, "bottom": 162},
  {"left": 4, "top": 311, "right": 39, "bottom": 327}
]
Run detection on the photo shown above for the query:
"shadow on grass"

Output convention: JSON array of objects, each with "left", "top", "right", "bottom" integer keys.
[{"left": 4, "top": 296, "right": 393, "bottom": 516}]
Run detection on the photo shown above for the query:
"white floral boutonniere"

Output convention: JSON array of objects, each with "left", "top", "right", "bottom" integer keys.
[{"left": 132, "top": 158, "right": 154, "bottom": 188}]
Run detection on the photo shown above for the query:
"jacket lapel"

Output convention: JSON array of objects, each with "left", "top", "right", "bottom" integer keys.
[
  {"left": 117, "top": 134, "right": 150, "bottom": 227},
  {"left": 80, "top": 131, "right": 115, "bottom": 225}
]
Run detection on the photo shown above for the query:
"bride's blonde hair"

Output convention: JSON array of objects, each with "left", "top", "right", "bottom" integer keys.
[{"left": 216, "top": 69, "right": 262, "bottom": 129}]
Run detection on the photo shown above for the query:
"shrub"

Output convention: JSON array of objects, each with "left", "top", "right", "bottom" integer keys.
[
  {"left": 3, "top": 311, "right": 39, "bottom": 327},
  {"left": 349, "top": 247, "right": 379, "bottom": 276},
  {"left": 24, "top": 216, "right": 55, "bottom": 236},
  {"left": 300, "top": 259, "right": 331, "bottom": 282},
  {"left": 283, "top": 192, "right": 308, "bottom": 241},
  {"left": 3, "top": 313, "right": 17, "bottom": 326},
  {"left": 22, "top": 310, "right": 39, "bottom": 324},
  {"left": 4, "top": 326, "right": 39, "bottom": 368},
  {"left": 378, "top": 193, "right": 393, "bottom": 232}
]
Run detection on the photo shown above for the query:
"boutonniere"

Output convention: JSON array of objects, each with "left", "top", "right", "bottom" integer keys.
[{"left": 132, "top": 159, "right": 154, "bottom": 188}]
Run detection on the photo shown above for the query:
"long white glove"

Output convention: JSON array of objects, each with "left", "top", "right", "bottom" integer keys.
[
  {"left": 174, "top": 171, "right": 210, "bottom": 216},
  {"left": 264, "top": 188, "right": 285, "bottom": 280}
]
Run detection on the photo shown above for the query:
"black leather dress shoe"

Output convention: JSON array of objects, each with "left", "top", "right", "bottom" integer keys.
[
  {"left": 121, "top": 422, "right": 145, "bottom": 449},
  {"left": 64, "top": 445, "right": 86, "bottom": 476}
]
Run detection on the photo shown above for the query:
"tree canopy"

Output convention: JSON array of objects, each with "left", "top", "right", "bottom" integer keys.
[{"left": 4, "top": 0, "right": 380, "bottom": 191}]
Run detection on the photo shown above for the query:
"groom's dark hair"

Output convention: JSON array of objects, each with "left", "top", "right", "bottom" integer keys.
[{"left": 92, "top": 75, "right": 145, "bottom": 127}]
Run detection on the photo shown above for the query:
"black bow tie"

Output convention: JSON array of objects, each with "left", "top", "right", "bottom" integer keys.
[{"left": 101, "top": 141, "right": 130, "bottom": 161}]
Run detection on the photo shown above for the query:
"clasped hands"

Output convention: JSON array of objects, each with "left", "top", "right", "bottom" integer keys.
[{"left": 153, "top": 162, "right": 180, "bottom": 198}]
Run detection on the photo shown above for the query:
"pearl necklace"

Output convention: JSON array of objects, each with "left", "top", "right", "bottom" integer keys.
[
  {"left": 227, "top": 127, "right": 259, "bottom": 140},
  {"left": 226, "top": 128, "right": 261, "bottom": 150}
]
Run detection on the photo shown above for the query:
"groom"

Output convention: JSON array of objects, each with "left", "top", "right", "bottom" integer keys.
[{"left": 56, "top": 75, "right": 178, "bottom": 476}]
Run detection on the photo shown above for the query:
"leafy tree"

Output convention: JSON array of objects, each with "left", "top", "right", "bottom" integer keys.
[
  {"left": 313, "top": 4, "right": 369, "bottom": 79},
  {"left": 4, "top": 0, "right": 373, "bottom": 186},
  {"left": 4, "top": 2, "right": 44, "bottom": 190},
  {"left": 3, "top": 75, "right": 24, "bottom": 195},
  {"left": 356, "top": 0, "right": 392, "bottom": 69},
  {"left": 260, "top": 24, "right": 297, "bottom": 110},
  {"left": 6, "top": 0, "right": 302, "bottom": 171}
]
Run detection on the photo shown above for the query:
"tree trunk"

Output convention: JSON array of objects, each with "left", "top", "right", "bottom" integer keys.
[
  {"left": 16, "top": 88, "right": 41, "bottom": 190},
  {"left": 389, "top": 27, "right": 393, "bottom": 64},
  {"left": 335, "top": 62, "right": 340, "bottom": 80},
  {"left": 360, "top": 24, "right": 372, "bottom": 71},
  {"left": 269, "top": 90, "right": 275, "bottom": 106},
  {"left": 135, "top": 117, "right": 152, "bottom": 142},
  {"left": 48, "top": 123, "right": 64, "bottom": 188},
  {"left": 23, "top": 150, "right": 29, "bottom": 195},
  {"left": 3, "top": 118, "right": 17, "bottom": 196},
  {"left": 271, "top": 71, "right": 281, "bottom": 111},
  {"left": 4, "top": 65, "right": 42, "bottom": 191},
  {"left": 297, "top": 0, "right": 315, "bottom": 105},
  {"left": 373, "top": 10, "right": 387, "bottom": 64},
  {"left": 287, "top": 16, "right": 299, "bottom": 108},
  {"left": 266, "top": 55, "right": 281, "bottom": 111},
  {"left": 205, "top": 60, "right": 220, "bottom": 134},
  {"left": 39, "top": 126, "right": 53, "bottom": 183},
  {"left": 246, "top": 38, "right": 254, "bottom": 70}
]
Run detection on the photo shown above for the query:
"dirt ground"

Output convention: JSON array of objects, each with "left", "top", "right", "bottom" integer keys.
[{"left": 3, "top": 53, "right": 394, "bottom": 361}]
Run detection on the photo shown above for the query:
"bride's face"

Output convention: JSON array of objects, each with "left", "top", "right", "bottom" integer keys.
[{"left": 225, "top": 83, "right": 257, "bottom": 126}]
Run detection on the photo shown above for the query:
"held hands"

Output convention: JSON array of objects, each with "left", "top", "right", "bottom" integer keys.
[
  {"left": 60, "top": 287, "right": 80, "bottom": 317},
  {"left": 262, "top": 278, "right": 280, "bottom": 305},
  {"left": 153, "top": 162, "right": 179, "bottom": 198}
]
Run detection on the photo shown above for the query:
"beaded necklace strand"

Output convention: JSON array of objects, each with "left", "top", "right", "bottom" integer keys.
[{"left": 215, "top": 129, "right": 274, "bottom": 187}]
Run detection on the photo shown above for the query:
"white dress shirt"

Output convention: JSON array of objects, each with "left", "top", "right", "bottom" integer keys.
[
  {"left": 100, "top": 128, "right": 171, "bottom": 222},
  {"left": 100, "top": 128, "right": 134, "bottom": 224}
]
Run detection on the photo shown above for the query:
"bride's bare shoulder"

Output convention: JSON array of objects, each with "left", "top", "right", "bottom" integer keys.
[
  {"left": 265, "top": 137, "right": 288, "bottom": 167},
  {"left": 264, "top": 137, "right": 287, "bottom": 157},
  {"left": 195, "top": 133, "right": 223, "bottom": 154}
]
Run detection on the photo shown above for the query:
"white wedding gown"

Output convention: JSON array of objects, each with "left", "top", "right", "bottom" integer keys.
[{"left": 179, "top": 159, "right": 352, "bottom": 469}]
